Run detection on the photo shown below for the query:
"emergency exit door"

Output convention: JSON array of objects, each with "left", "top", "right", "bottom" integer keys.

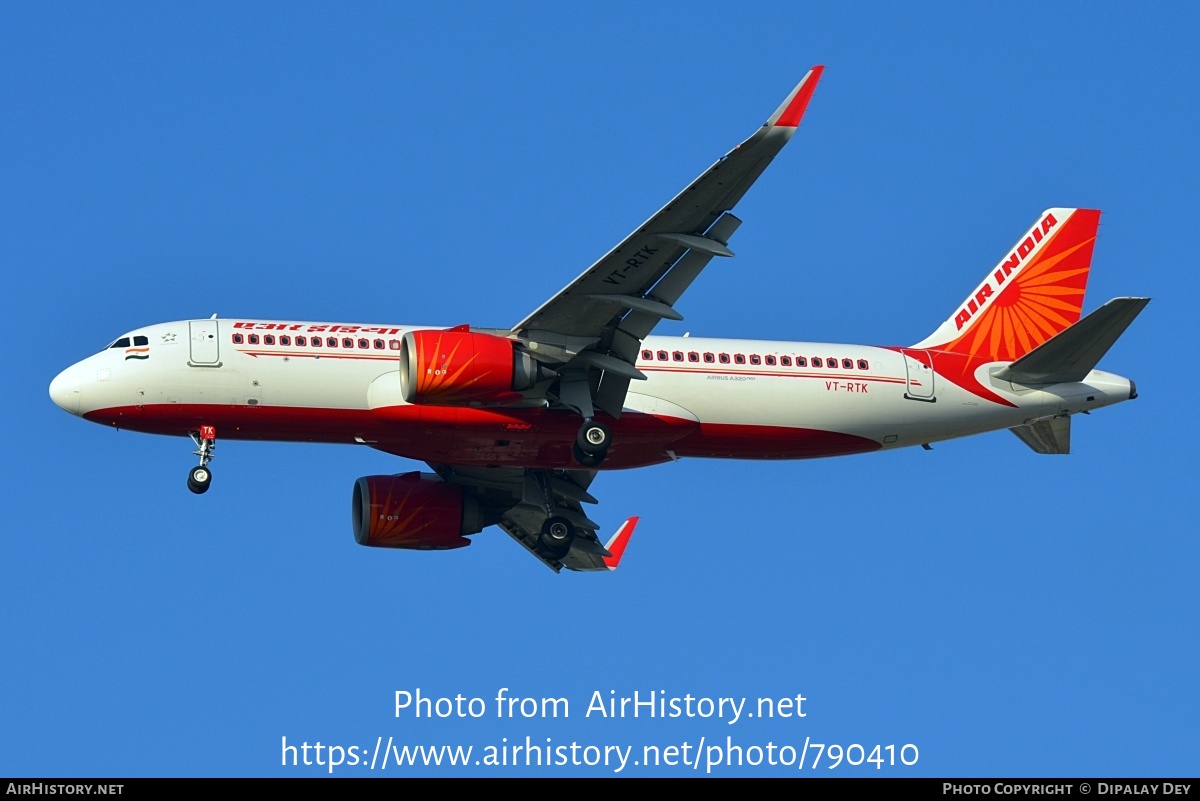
[{"left": 189, "top": 320, "right": 220, "bottom": 365}]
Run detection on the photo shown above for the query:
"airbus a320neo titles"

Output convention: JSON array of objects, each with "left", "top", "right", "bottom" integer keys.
[{"left": 50, "top": 67, "right": 1147, "bottom": 572}]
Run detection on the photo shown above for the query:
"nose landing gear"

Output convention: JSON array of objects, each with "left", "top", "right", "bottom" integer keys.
[{"left": 186, "top": 425, "right": 216, "bottom": 494}]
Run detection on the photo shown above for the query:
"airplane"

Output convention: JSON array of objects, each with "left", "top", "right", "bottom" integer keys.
[{"left": 48, "top": 66, "right": 1148, "bottom": 572}]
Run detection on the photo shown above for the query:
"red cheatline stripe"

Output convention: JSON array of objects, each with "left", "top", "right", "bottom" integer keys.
[
  {"left": 239, "top": 350, "right": 396, "bottom": 361},
  {"left": 641, "top": 366, "right": 905, "bottom": 383}
]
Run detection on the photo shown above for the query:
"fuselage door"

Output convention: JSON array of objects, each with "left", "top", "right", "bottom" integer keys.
[
  {"left": 902, "top": 348, "right": 935, "bottom": 402},
  {"left": 189, "top": 320, "right": 221, "bottom": 366}
]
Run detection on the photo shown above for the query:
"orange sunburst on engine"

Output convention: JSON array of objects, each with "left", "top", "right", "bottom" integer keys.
[
  {"left": 415, "top": 332, "right": 483, "bottom": 402},
  {"left": 354, "top": 473, "right": 472, "bottom": 550},
  {"left": 400, "top": 329, "right": 523, "bottom": 405}
]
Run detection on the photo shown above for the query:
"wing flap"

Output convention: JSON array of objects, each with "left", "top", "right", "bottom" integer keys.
[{"left": 433, "top": 463, "right": 633, "bottom": 573}]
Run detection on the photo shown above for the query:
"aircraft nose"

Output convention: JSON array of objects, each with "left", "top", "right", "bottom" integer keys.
[{"left": 49, "top": 364, "right": 84, "bottom": 415}]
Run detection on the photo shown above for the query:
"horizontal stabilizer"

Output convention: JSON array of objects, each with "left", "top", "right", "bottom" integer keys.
[
  {"left": 994, "top": 297, "right": 1149, "bottom": 385},
  {"left": 1010, "top": 416, "right": 1071, "bottom": 455}
]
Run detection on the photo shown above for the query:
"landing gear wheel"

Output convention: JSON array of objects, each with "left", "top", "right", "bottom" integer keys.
[
  {"left": 574, "top": 420, "right": 611, "bottom": 466},
  {"left": 537, "top": 516, "right": 576, "bottom": 560},
  {"left": 573, "top": 442, "right": 606, "bottom": 468},
  {"left": 187, "top": 465, "right": 212, "bottom": 495},
  {"left": 187, "top": 426, "right": 217, "bottom": 494},
  {"left": 576, "top": 421, "right": 611, "bottom": 455}
]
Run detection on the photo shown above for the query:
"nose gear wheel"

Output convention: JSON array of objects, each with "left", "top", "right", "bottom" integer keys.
[{"left": 186, "top": 426, "right": 217, "bottom": 495}]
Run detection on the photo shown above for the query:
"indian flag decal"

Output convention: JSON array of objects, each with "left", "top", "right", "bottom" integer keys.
[{"left": 125, "top": 347, "right": 150, "bottom": 361}]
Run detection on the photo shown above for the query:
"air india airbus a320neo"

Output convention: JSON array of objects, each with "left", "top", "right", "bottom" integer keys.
[{"left": 49, "top": 67, "right": 1147, "bottom": 572}]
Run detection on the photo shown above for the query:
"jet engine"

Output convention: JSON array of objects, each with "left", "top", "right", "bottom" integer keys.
[
  {"left": 351, "top": 472, "right": 485, "bottom": 550},
  {"left": 399, "top": 328, "right": 539, "bottom": 406}
]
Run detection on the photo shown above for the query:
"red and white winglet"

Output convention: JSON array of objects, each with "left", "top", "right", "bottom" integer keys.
[
  {"left": 766, "top": 65, "right": 825, "bottom": 128},
  {"left": 602, "top": 517, "right": 639, "bottom": 571}
]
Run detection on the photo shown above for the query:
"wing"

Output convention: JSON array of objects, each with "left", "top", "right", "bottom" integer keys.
[
  {"left": 413, "top": 71, "right": 823, "bottom": 570},
  {"left": 427, "top": 463, "right": 637, "bottom": 572},
  {"left": 512, "top": 67, "right": 824, "bottom": 417}
]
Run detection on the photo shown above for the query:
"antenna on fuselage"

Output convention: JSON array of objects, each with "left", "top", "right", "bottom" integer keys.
[{"left": 210, "top": 313, "right": 218, "bottom": 319}]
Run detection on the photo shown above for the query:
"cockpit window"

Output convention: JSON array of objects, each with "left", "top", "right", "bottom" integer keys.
[
  {"left": 133, "top": 335, "right": 149, "bottom": 346},
  {"left": 108, "top": 337, "right": 131, "bottom": 349}
]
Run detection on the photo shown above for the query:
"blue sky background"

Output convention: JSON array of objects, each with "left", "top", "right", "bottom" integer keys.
[{"left": 3, "top": 3, "right": 1197, "bottom": 777}]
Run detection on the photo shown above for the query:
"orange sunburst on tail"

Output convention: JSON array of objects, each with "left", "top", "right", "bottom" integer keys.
[{"left": 914, "top": 208, "right": 1101, "bottom": 403}]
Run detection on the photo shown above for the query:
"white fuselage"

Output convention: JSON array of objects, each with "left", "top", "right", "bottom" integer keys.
[{"left": 49, "top": 318, "right": 1135, "bottom": 470}]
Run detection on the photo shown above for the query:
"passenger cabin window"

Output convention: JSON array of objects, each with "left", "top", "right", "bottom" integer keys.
[
  {"left": 842, "top": 358, "right": 853, "bottom": 369},
  {"left": 734, "top": 354, "right": 746, "bottom": 365},
  {"left": 109, "top": 338, "right": 131, "bottom": 349},
  {"left": 781, "top": 356, "right": 792, "bottom": 366},
  {"left": 765, "top": 355, "right": 776, "bottom": 366},
  {"left": 719, "top": 353, "right": 730, "bottom": 364},
  {"left": 232, "top": 334, "right": 244, "bottom": 344},
  {"left": 749, "top": 354, "right": 761, "bottom": 365},
  {"left": 812, "top": 357, "right": 822, "bottom": 367},
  {"left": 296, "top": 336, "right": 306, "bottom": 346},
  {"left": 796, "top": 356, "right": 807, "bottom": 367},
  {"left": 374, "top": 339, "right": 385, "bottom": 350},
  {"left": 688, "top": 351, "right": 700, "bottom": 362},
  {"left": 358, "top": 338, "right": 369, "bottom": 349},
  {"left": 642, "top": 349, "right": 653, "bottom": 361},
  {"left": 827, "top": 356, "right": 837, "bottom": 367},
  {"left": 389, "top": 339, "right": 401, "bottom": 350},
  {"left": 264, "top": 335, "right": 276, "bottom": 345},
  {"left": 342, "top": 337, "right": 354, "bottom": 348},
  {"left": 326, "top": 337, "right": 337, "bottom": 347},
  {"left": 311, "top": 337, "right": 322, "bottom": 347},
  {"left": 858, "top": 359, "right": 869, "bottom": 370},
  {"left": 248, "top": 334, "right": 260, "bottom": 345},
  {"left": 280, "top": 335, "right": 291, "bottom": 346},
  {"left": 673, "top": 351, "right": 684, "bottom": 362},
  {"left": 704, "top": 352, "right": 715, "bottom": 363},
  {"left": 657, "top": 350, "right": 668, "bottom": 361}
]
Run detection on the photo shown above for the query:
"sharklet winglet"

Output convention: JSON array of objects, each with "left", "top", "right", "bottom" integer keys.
[
  {"left": 768, "top": 66, "right": 825, "bottom": 128},
  {"left": 602, "top": 517, "right": 639, "bottom": 570}
]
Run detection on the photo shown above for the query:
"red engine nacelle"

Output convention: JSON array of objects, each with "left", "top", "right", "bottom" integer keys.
[
  {"left": 351, "top": 472, "right": 485, "bottom": 550},
  {"left": 399, "top": 328, "right": 537, "bottom": 406}
]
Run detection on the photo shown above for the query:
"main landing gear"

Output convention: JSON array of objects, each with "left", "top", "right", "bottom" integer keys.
[
  {"left": 186, "top": 425, "right": 216, "bottom": 494},
  {"left": 573, "top": 420, "right": 611, "bottom": 467},
  {"left": 528, "top": 471, "right": 577, "bottom": 561},
  {"left": 537, "top": 516, "right": 576, "bottom": 561}
]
